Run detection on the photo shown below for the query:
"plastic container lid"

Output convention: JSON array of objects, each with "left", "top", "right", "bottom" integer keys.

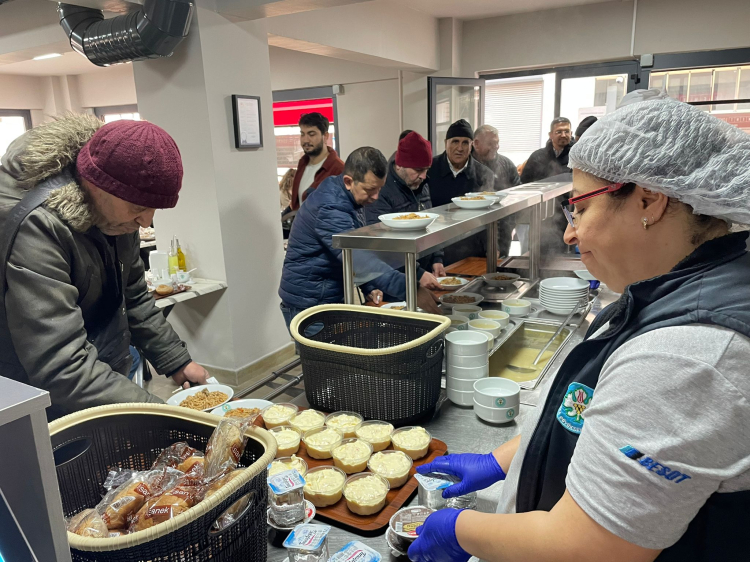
[
  {"left": 330, "top": 541, "right": 382, "bottom": 562},
  {"left": 389, "top": 506, "right": 434, "bottom": 540},
  {"left": 283, "top": 523, "right": 332, "bottom": 551}
]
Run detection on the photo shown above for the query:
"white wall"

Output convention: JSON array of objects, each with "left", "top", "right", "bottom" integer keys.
[
  {"left": 269, "top": 47, "right": 405, "bottom": 158},
  {"left": 269, "top": 46, "right": 397, "bottom": 91},
  {"left": 0, "top": 75, "right": 45, "bottom": 110},
  {"left": 77, "top": 65, "right": 137, "bottom": 108},
  {"left": 336, "top": 79, "right": 401, "bottom": 160},
  {"left": 462, "top": 0, "right": 750, "bottom": 76}
]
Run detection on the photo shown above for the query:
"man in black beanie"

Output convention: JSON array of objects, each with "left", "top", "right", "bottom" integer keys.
[
  {"left": 428, "top": 119, "right": 494, "bottom": 208},
  {"left": 427, "top": 119, "right": 496, "bottom": 265},
  {"left": 574, "top": 115, "right": 598, "bottom": 142}
]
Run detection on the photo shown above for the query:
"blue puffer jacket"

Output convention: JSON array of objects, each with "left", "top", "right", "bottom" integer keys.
[{"left": 279, "top": 174, "right": 407, "bottom": 309}]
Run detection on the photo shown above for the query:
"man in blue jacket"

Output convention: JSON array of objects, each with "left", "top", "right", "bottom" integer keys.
[{"left": 279, "top": 147, "right": 441, "bottom": 332}]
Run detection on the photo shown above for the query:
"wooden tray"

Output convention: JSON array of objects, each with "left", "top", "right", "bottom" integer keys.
[{"left": 254, "top": 416, "right": 448, "bottom": 534}]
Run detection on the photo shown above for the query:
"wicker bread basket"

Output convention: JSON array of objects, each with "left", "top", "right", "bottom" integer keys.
[{"left": 49, "top": 403, "right": 276, "bottom": 561}]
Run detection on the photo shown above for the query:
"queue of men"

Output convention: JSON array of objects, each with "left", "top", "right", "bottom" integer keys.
[{"left": 279, "top": 112, "right": 588, "bottom": 331}]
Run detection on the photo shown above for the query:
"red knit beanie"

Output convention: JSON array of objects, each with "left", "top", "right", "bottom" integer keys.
[
  {"left": 76, "top": 120, "right": 183, "bottom": 209},
  {"left": 395, "top": 131, "right": 432, "bottom": 168}
]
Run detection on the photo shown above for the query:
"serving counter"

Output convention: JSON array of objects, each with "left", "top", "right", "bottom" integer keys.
[
  {"left": 266, "top": 284, "right": 620, "bottom": 561},
  {"left": 332, "top": 182, "right": 572, "bottom": 310}
]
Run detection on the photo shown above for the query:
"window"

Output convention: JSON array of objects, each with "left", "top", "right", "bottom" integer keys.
[
  {"left": 484, "top": 75, "right": 554, "bottom": 165},
  {"left": 94, "top": 104, "right": 140, "bottom": 123},
  {"left": 0, "top": 110, "right": 31, "bottom": 159},
  {"left": 651, "top": 66, "right": 750, "bottom": 133}
]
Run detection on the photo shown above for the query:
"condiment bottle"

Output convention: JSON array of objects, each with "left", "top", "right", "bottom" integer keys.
[
  {"left": 168, "top": 236, "right": 179, "bottom": 275},
  {"left": 176, "top": 237, "right": 186, "bottom": 271}
]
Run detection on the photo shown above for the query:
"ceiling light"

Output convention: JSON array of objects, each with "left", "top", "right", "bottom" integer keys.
[{"left": 33, "top": 53, "right": 63, "bottom": 61}]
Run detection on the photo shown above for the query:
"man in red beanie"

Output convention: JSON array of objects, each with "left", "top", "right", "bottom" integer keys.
[
  {"left": 365, "top": 132, "right": 445, "bottom": 289},
  {"left": 0, "top": 115, "right": 208, "bottom": 419}
]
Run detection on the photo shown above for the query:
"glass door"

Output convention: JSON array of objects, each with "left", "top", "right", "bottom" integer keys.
[{"left": 428, "top": 77, "right": 485, "bottom": 155}]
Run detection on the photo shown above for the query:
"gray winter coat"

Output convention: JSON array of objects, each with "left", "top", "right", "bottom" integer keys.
[{"left": 0, "top": 115, "right": 190, "bottom": 417}]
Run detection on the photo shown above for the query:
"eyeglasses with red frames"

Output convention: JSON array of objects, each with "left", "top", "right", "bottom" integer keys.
[{"left": 561, "top": 182, "right": 628, "bottom": 228}]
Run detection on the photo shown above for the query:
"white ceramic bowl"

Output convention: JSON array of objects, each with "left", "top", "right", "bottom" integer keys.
[
  {"left": 379, "top": 212, "right": 439, "bottom": 230},
  {"left": 501, "top": 299, "right": 532, "bottom": 317},
  {"left": 447, "top": 375, "right": 487, "bottom": 392},
  {"left": 473, "top": 400, "right": 518, "bottom": 424},
  {"left": 447, "top": 387, "right": 474, "bottom": 406},
  {"left": 468, "top": 319, "right": 503, "bottom": 340},
  {"left": 539, "top": 277, "right": 590, "bottom": 291},
  {"left": 381, "top": 302, "right": 425, "bottom": 312},
  {"left": 477, "top": 310, "right": 509, "bottom": 328},
  {"left": 437, "top": 277, "right": 470, "bottom": 291},
  {"left": 447, "top": 362, "right": 489, "bottom": 379},
  {"left": 447, "top": 314, "right": 470, "bottom": 330},
  {"left": 446, "top": 351, "right": 488, "bottom": 368},
  {"left": 574, "top": 269, "right": 597, "bottom": 281},
  {"left": 543, "top": 304, "right": 581, "bottom": 315},
  {"left": 452, "top": 305, "right": 482, "bottom": 320},
  {"left": 451, "top": 196, "right": 497, "bottom": 209},
  {"left": 482, "top": 272, "right": 521, "bottom": 288},
  {"left": 168, "top": 384, "right": 234, "bottom": 412},
  {"left": 211, "top": 398, "right": 273, "bottom": 417},
  {"left": 446, "top": 331, "right": 489, "bottom": 356},
  {"left": 439, "top": 292, "right": 484, "bottom": 309},
  {"left": 473, "top": 378, "right": 521, "bottom": 409}
]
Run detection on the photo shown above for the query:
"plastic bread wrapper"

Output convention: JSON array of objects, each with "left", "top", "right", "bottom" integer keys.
[
  {"left": 67, "top": 508, "right": 109, "bottom": 538},
  {"left": 204, "top": 416, "right": 257, "bottom": 479},
  {"left": 96, "top": 467, "right": 184, "bottom": 530},
  {"left": 151, "top": 441, "right": 205, "bottom": 473},
  {"left": 127, "top": 484, "right": 207, "bottom": 533}
]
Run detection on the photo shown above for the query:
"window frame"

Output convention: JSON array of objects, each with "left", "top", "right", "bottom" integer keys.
[{"left": 0, "top": 109, "right": 32, "bottom": 130}]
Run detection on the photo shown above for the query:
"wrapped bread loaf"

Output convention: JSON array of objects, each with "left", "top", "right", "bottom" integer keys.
[
  {"left": 67, "top": 509, "right": 109, "bottom": 538},
  {"left": 205, "top": 418, "right": 252, "bottom": 478},
  {"left": 128, "top": 485, "right": 204, "bottom": 533}
]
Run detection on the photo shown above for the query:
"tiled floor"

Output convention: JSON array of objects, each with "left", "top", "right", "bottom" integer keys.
[{"left": 144, "top": 357, "right": 306, "bottom": 404}]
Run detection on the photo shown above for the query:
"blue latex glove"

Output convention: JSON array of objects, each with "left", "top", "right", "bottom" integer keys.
[
  {"left": 417, "top": 453, "right": 506, "bottom": 498},
  {"left": 407, "top": 508, "right": 470, "bottom": 562}
]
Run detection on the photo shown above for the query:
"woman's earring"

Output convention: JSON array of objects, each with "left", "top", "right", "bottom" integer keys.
[{"left": 642, "top": 217, "right": 649, "bottom": 230}]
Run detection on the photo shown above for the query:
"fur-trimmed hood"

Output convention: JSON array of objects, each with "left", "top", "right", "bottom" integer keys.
[{"left": 0, "top": 114, "right": 102, "bottom": 232}]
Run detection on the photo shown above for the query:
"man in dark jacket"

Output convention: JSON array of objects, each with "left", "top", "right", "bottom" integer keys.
[
  {"left": 365, "top": 132, "right": 444, "bottom": 288},
  {"left": 520, "top": 117, "right": 574, "bottom": 183},
  {"left": 287, "top": 112, "right": 344, "bottom": 212},
  {"left": 0, "top": 115, "right": 208, "bottom": 419},
  {"left": 279, "top": 147, "right": 440, "bottom": 330},
  {"left": 428, "top": 119, "right": 500, "bottom": 265},
  {"left": 472, "top": 124, "right": 521, "bottom": 257},
  {"left": 472, "top": 124, "right": 521, "bottom": 191},
  {"left": 428, "top": 119, "right": 495, "bottom": 207}
]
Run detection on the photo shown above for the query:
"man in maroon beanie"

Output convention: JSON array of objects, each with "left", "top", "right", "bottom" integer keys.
[
  {"left": 364, "top": 131, "right": 445, "bottom": 292},
  {"left": 0, "top": 115, "right": 208, "bottom": 419}
]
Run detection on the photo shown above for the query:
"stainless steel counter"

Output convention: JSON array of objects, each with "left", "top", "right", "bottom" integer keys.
[{"left": 265, "top": 284, "right": 620, "bottom": 561}]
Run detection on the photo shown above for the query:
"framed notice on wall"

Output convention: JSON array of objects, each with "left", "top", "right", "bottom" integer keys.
[{"left": 232, "top": 95, "right": 263, "bottom": 149}]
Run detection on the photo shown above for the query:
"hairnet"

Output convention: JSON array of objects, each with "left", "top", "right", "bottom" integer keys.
[{"left": 568, "top": 89, "right": 750, "bottom": 223}]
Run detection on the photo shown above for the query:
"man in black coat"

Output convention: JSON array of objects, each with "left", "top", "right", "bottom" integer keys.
[
  {"left": 472, "top": 124, "right": 521, "bottom": 191},
  {"left": 428, "top": 119, "right": 495, "bottom": 207},
  {"left": 520, "top": 117, "right": 574, "bottom": 183},
  {"left": 427, "top": 120, "right": 499, "bottom": 266},
  {"left": 365, "top": 132, "right": 444, "bottom": 289}
]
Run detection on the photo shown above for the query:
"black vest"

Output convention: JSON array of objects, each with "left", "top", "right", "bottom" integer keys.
[{"left": 516, "top": 232, "right": 750, "bottom": 561}]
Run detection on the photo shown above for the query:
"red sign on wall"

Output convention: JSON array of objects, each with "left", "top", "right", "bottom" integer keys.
[{"left": 272, "top": 98, "right": 334, "bottom": 127}]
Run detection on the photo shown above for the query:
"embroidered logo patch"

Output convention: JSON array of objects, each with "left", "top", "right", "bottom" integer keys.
[
  {"left": 619, "top": 445, "right": 692, "bottom": 484},
  {"left": 556, "top": 382, "right": 594, "bottom": 434}
]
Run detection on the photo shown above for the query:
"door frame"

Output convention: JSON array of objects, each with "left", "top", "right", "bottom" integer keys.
[{"left": 427, "top": 76, "right": 485, "bottom": 148}]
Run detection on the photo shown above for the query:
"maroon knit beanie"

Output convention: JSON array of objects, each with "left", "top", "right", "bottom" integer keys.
[
  {"left": 395, "top": 131, "right": 432, "bottom": 168},
  {"left": 76, "top": 120, "right": 183, "bottom": 209}
]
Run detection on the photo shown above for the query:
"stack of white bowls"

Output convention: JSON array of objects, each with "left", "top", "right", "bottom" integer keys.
[
  {"left": 539, "top": 277, "right": 589, "bottom": 315},
  {"left": 445, "top": 331, "right": 490, "bottom": 406},
  {"left": 473, "top": 378, "right": 521, "bottom": 424}
]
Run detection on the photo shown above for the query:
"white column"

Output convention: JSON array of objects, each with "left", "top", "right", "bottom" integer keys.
[{"left": 133, "top": 4, "right": 290, "bottom": 380}]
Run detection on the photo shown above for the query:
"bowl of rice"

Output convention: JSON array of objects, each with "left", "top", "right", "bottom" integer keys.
[{"left": 167, "top": 384, "right": 234, "bottom": 411}]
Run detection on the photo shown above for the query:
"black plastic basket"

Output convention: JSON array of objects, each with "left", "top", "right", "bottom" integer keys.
[
  {"left": 49, "top": 404, "right": 276, "bottom": 562},
  {"left": 291, "top": 305, "right": 450, "bottom": 425}
]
